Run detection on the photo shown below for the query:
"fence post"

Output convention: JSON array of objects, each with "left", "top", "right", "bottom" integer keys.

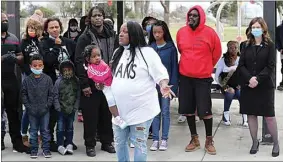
[
  {"left": 6, "top": 1, "right": 20, "bottom": 39},
  {"left": 262, "top": 1, "right": 276, "bottom": 145}
]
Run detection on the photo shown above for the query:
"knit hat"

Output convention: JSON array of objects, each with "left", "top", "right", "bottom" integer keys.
[
  {"left": 29, "top": 9, "right": 44, "bottom": 25},
  {"left": 26, "top": 9, "right": 44, "bottom": 38}
]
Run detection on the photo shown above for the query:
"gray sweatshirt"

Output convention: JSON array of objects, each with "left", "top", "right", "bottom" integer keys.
[{"left": 22, "top": 73, "right": 53, "bottom": 117}]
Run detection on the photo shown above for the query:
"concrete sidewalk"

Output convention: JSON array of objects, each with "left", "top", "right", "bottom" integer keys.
[{"left": 1, "top": 90, "right": 283, "bottom": 161}]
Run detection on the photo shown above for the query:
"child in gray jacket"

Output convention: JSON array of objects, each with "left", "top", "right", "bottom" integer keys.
[{"left": 22, "top": 54, "right": 53, "bottom": 159}]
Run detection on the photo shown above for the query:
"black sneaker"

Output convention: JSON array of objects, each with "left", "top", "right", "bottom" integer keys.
[
  {"left": 43, "top": 151, "right": 52, "bottom": 158},
  {"left": 1, "top": 139, "right": 5, "bottom": 150},
  {"left": 277, "top": 85, "right": 283, "bottom": 91},
  {"left": 101, "top": 144, "right": 116, "bottom": 153},
  {"left": 86, "top": 147, "right": 96, "bottom": 157},
  {"left": 148, "top": 132, "right": 153, "bottom": 139},
  {"left": 13, "top": 144, "right": 29, "bottom": 153},
  {"left": 30, "top": 151, "right": 38, "bottom": 159},
  {"left": 50, "top": 141, "right": 57, "bottom": 152}
]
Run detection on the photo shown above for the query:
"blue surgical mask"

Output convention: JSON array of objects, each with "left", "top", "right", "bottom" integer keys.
[
  {"left": 31, "top": 68, "right": 43, "bottom": 75},
  {"left": 251, "top": 28, "right": 263, "bottom": 37},
  {"left": 146, "top": 25, "right": 152, "bottom": 35}
]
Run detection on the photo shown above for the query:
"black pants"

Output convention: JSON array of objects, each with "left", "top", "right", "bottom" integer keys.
[
  {"left": 81, "top": 90, "right": 113, "bottom": 148},
  {"left": 2, "top": 77, "right": 22, "bottom": 147},
  {"left": 49, "top": 106, "right": 57, "bottom": 142},
  {"left": 280, "top": 59, "right": 283, "bottom": 85}
]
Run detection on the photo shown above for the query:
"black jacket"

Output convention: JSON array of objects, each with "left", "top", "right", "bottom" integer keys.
[
  {"left": 21, "top": 37, "right": 40, "bottom": 76},
  {"left": 22, "top": 73, "right": 53, "bottom": 117},
  {"left": 75, "top": 23, "right": 117, "bottom": 89},
  {"left": 238, "top": 42, "right": 276, "bottom": 89},
  {"left": 39, "top": 35, "right": 76, "bottom": 83},
  {"left": 275, "top": 22, "right": 283, "bottom": 51}
]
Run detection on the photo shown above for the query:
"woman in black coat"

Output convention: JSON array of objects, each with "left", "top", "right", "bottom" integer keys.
[{"left": 238, "top": 17, "right": 279, "bottom": 157}]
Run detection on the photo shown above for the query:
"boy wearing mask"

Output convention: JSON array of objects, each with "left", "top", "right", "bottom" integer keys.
[
  {"left": 22, "top": 54, "right": 54, "bottom": 158},
  {"left": 53, "top": 60, "right": 80, "bottom": 155}
]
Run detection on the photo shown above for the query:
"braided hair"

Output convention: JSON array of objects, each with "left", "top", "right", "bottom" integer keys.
[{"left": 83, "top": 44, "right": 101, "bottom": 65}]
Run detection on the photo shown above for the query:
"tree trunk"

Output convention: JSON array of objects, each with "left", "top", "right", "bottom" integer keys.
[
  {"left": 144, "top": 1, "right": 150, "bottom": 16},
  {"left": 160, "top": 0, "right": 170, "bottom": 26}
]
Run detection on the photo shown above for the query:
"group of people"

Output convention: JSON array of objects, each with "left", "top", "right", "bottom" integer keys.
[{"left": 1, "top": 4, "right": 281, "bottom": 162}]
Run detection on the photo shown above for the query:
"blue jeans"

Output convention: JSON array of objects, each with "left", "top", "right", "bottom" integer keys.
[
  {"left": 152, "top": 93, "right": 170, "bottom": 141},
  {"left": 21, "top": 110, "right": 29, "bottom": 135},
  {"left": 224, "top": 89, "right": 240, "bottom": 112},
  {"left": 113, "top": 119, "right": 153, "bottom": 162},
  {"left": 29, "top": 112, "right": 50, "bottom": 153},
  {"left": 56, "top": 112, "right": 75, "bottom": 147}
]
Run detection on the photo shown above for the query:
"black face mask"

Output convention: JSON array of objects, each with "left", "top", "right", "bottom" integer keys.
[{"left": 1, "top": 22, "right": 8, "bottom": 32}]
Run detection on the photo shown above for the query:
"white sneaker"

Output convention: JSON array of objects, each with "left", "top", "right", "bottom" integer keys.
[
  {"left": 159, "top": 140, "right": 168, "bottom": 151},
  {"left": 66, "top": 144, "right": 74, "bottom": 154},
  {"left": 195, "top": 116, "right": 200, "bottom": 122},
  {"left": 115, "top": 116, "right": 128, "bottom": 129},
  {"left": 58, "top": 146, "right": 67, "bottom": 155},
  {"left": 243, "top": 122, "right": 248, "bottom": 127},
  {"left": 224, "top": 121, "right": 231, "bottom": 126},
  {"left": 150, "top": 141, "right": 159, "bottom": 151},
  {"left": 130, "top": 143, "right": 135, "bottom": 148},
  {"left": 177, "top": 115, "right": 186, "bottom": 123},
  {"left": 223, "top": 111, "right": 231, "bottom": 126}
]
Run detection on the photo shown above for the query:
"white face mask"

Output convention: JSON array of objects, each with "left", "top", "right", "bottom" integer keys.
[{"left": 70, "top": 26, "right": 77, "bottom": 31}]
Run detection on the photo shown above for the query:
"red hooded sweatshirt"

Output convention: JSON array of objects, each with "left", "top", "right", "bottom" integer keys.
[{"left": 177, "top": 5, "right": 222, "bottom": 78}]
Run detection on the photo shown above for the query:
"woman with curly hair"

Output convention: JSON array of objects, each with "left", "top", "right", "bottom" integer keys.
[{"left": 238, "top": 17, "right": 279, "bottom": 157}]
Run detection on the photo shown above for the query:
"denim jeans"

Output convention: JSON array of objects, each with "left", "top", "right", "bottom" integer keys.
[
  {"left": 152, "top": 93, "right": 170, "bottom": 141},
  {"left": 21, "top": 110, "right": 29, "bottom": 135},
  {"left": 29, "top": 112, "right": 50, "bottom": 153},
  {"left": 113, "top": 119, "right": 153, "bottom": 162},
  {"left": 224, "top": 89, "right": 240, "bottom": 112},
  {"left": 56, "top": 112, "right": 75, "bottom": 147}
]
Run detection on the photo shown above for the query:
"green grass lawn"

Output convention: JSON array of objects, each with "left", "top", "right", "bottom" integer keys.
[{"left": 169, "top": 23, "right": 247, "bottom": 42}]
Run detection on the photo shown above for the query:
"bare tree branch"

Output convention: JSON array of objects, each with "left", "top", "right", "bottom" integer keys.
[{"left": 160, "top": 0, "right": 169, "bottom": 13}]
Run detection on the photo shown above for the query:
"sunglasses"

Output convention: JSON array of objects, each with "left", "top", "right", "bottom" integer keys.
[{"left": 188, "top": 13, "right": 199, "bottom": 18}]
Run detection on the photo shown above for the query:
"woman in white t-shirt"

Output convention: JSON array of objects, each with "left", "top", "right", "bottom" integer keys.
[
  {"left": 108, "top": 21, "right": 175, "bottom": 162},
  {"left": 215, "top": 41, "right": 247, "bottom": 127}
]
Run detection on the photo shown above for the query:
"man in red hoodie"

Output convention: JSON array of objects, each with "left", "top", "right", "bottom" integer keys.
[{"left": 176, "top": 5, "right": 221, "bottom": 155}]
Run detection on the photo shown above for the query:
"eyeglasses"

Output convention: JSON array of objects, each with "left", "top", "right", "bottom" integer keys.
[
  {"left": 92, "top": 14, "right": 103, "bottom": 18},
  {"left": 188, "top": 13, "right": 199, "bottom": 18}
]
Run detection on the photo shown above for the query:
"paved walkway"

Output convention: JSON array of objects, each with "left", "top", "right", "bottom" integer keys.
[{"left": 2, "top": 90, "right": 283, "bottom": 161}]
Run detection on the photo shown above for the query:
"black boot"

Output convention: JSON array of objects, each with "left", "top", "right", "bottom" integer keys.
[
  {"left": 86, "top": 147, "right": 96, "bottom": 157},
  {"left": 50, "top": 141, "right": 57, "bottom": 152},
  {"left": 101, "top": 144, "right": 116, "bottom": 153},
  {"left": 13, "top": 143, "right": 29, "bottom": 153}
]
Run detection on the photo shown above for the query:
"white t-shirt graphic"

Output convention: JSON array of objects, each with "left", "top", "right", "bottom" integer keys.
[{"left": 111, "top": 47, "right": 169, "bottom": 125}]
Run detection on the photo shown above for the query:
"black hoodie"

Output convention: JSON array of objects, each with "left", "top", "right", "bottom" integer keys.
[
  {"left": 21, "top": 36, "right": 40, "bottom": 76},
  {"left": 75, "top": 22, "right": 117, "bottom": 90},
  {"left": 63, "top": 18, "right": 80, "bottom": 41},
  {"left": 39, "top": 35, "right": 76, "bottom": 83}
]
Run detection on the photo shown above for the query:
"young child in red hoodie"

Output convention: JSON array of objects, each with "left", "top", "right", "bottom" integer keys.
[{"left": 83, "top": 45, "right": 127, "bottom": 129}]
